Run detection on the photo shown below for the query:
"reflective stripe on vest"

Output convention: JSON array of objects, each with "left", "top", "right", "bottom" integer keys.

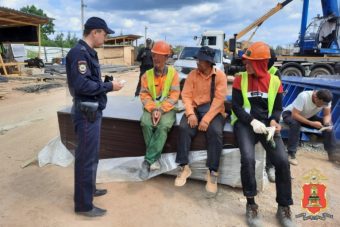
[
  {"left": 268, "top": 66, "right": 278, "bottom": 75},
  {"left": 146, "top": 66, "right": 175, "bottom": 107},
  {"left": 231, "top": 72, "right": 281, "bottom": 125}
]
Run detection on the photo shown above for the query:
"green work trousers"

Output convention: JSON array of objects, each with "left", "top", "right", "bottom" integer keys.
[{"left": 140, "top": 109, "right": 176, "bottom": 164}]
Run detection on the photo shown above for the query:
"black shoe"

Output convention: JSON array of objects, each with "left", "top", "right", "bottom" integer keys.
[
  {"left": 139, "top": 160, "right": 150, "bottom": 180},
  {"left": 94, "top": 189, "right": 107, "bottom": 197},
  {"left": 76, "top": 206, "right": 107, "bottom": 217}
]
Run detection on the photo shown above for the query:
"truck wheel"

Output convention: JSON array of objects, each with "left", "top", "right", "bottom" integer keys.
[
  {"left": 309, "top": 63, "right": 334, "bottom": 77},
  {"left": 310, "top": 67, "right": 332, "bottom": 77},
  {"left": 280, "top": 62, "right": 304, "bottom": 76}
]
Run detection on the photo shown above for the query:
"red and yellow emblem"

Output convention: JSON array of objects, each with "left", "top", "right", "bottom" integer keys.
[
  {"left": 300, "top": 168, "right": 328, "bottom": 215},
  {"left": 301, "top": 183, "right": 327, "bottom": 214}
]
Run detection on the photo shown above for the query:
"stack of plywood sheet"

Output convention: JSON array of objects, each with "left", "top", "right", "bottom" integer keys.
[{"left": 57, "top": 96, "right": 236, "bottom": 159}]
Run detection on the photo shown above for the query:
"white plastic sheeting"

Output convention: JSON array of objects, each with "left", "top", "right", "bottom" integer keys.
[
  {"left": 38, "top": 137, "right": 74, "bottom": 167},
  {"left": 38, "top": 137, "right": 267, "bottom": 190},
  {"left": 97, "top": 144, "right": 267, "bottom": 190}
]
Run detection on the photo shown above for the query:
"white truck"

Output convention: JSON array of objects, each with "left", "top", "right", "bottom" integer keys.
[{"left": 173, "top": 30, "right": 230, "bottom": 89}]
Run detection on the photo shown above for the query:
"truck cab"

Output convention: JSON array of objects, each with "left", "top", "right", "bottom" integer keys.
[
  {"left": 173, "top": 30, "right": 230, "bottom": 89},
  {"left": 174, "top": 46, "right": 225, "bottom": 89}
]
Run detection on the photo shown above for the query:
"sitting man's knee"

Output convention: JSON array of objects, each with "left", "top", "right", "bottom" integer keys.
[
  {"left": 179, "top": 121, "right": 190, "bottom": 131},
  {"left": 241, "top": 154, "right": 256, "bottom": 166}
]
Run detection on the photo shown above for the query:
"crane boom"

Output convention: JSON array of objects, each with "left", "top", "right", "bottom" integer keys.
[{"left": 236, "top": 0, "right": 293, "bottom": 39}]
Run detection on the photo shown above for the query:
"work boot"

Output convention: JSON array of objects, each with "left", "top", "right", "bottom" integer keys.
[
  {"left": 93, "top": 189, "right": 107, "bottom": 197},
  {"left": 288, "top": 154, "right": 298, "bottom": 165},
  {"left": 150, "top": 160, "right": 161, "bottom": 171},
  {"left": 276, "top": 205, "right": 295, "bottom": 227},
  {"left": 266, "top": 167, "right": 276, "bottom": 183},
  {"left": 139, "top": 160, "right": 150, "bottom": 180},
  {"left": 174, "top": 165, "right": 192, "bottom": 187},
  {"left": 205, "top": 170, "right": 218, "bottom": 196},
  {"left": 76, "top": 206, "right": 107, "bottom": 217},
  {"left": 246, "top": 203, "right": 263, "bottom": 227}
]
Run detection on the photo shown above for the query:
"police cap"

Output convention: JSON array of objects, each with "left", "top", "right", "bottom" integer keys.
[{"left": 84, "top": 17, "right": 115, "bottom": 34}]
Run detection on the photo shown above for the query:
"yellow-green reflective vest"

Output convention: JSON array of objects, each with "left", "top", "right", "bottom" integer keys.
[
  {"left": 231, "top": 71, "right": 281, "bottom": 125},
  {"left": 146, "top": 66, "right": 175, "bottom": 107},
  {"left": 268, "top": 66, "right": 278, "bottom": 75}
]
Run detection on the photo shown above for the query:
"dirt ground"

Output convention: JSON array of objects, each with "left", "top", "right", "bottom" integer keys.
[{"left": 0, "top": 70, "right": 339, "bottom": 227}]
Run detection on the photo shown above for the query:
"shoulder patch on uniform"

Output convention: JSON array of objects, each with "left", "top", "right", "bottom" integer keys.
[{"left": 78, "top": 61, "right": 87, "bottom": 75}]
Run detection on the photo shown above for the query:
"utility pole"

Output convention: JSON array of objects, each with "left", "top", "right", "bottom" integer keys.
[
  {"left": 81, "top": 0, "right": 87, "bottom": 34},
  {"left": 144, "top": 26, "right": 148, "bottom": 45}
]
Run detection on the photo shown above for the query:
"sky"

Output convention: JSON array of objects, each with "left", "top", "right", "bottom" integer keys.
[{"left": 0, "top": 0, "right": 323, "bottom": 48}]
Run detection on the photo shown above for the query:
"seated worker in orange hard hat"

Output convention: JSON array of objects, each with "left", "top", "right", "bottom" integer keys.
[
  {"left": 231, "top": 42, "right": 294, "bottom": 227},
  {"left": 174, "top": 46, "right": 227, "bottom": 196},
  {"left": 139, "top": 40, "right": 180, "bottom": 180},
  {"left": 240, "top": 47, "right": 280, "bottom": 184}
]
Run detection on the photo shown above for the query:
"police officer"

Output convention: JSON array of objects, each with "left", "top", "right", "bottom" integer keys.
[
  {"left": 135, "top": 38, "right": 154, "bottom": 97},
  {"left": 66, "top": 17, "right": 123, "bottom": 217}
]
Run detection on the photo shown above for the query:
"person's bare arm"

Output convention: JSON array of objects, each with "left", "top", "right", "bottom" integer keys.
[
  {"left": 323, "top": 107, "right": 332, "bottom": 126},
  {"left": 292, "top": 107, "right": 322, "bottom": 129}
]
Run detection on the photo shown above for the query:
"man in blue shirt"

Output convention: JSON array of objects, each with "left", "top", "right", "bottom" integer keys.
[{"left": 66, "top": 17, "right": 123, "bottom": 217}]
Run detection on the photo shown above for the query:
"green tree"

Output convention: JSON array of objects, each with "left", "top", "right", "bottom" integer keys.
[
  {"left": 64, "top": 32, "right": 78, "bottom": 48},
  {"left": 54, "top": 33, "right": 64, "bottom": 47},
  {"left": 20, "top": 5, "right": 55, "bottom": 41}
]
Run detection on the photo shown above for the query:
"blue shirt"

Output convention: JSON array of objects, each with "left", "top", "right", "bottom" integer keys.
[{"left": 66, "top": 39, "right": 113, "bottom": 110}]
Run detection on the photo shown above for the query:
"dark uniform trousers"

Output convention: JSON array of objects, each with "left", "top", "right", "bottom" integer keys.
[
  {"left": 282, "top": 111, "right": 337, "bottom": 157},
  {"left": 234, "top": 120, "right": 293, "bottom": 206},
  {"left": 72, "top": 106, "right": 102, "bottom": 212},
  {"left": 135, "top": 65, "right": 153, "bottom": 96},
  {"left": 176, "top": 113, "right": 224, "bottom": 171}
]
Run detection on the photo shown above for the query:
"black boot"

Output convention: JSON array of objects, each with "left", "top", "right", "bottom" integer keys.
[
  {"left": 76, "top": 206, "right": 107, "bottom": 217},
  {"left": 94, "top": 189, "right": 107, "bottom": 197}
]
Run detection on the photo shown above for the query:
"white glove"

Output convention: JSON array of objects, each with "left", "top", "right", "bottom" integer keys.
[
  {"left": 250, "top": 119, "right": 267, "bottom": 134},
  {"left": 266, "top": 126, "right": 276, "bottom": 141}
]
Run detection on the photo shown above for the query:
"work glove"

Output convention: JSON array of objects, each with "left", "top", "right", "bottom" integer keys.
[
  {"left": 266, "top": 126, "right": 276, "bottom": 149},
  {"left": 250, "top": 119, "right": 267, "bottom": 134},
  {"left": 266, "top": 126, "right": 276, "bottom": 141}
]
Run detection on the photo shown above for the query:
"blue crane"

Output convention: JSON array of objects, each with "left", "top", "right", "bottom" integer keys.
[{"left": 297, "top": 0, "right": 340, "bottom": 55}]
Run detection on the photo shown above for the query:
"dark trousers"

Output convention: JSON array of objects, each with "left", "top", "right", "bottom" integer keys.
[
  {"left": 71, "top": 106, "right": 102, "bottom": 212},
  {"left": 176, "top": 113, "right": 224, "bottom": 171},
  {"left": 265, "top": 151, "right": 273, "bottom": 170},
  {"left": 234, "top": 121, "right": 293, "bottom": 206},
  {"left": 282, "top": 111, "right": 337, "bottom": 157},
  {"left": 134, "top": 65, "right": 153, "bottom": 96}
]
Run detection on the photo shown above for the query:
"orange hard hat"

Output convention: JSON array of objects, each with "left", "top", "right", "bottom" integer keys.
[
  {"left": 242, "top": 41, "right": 270, "bottom": 60},
  {"left": 151, "top": 40, "right": 171, "bottom": 55}
]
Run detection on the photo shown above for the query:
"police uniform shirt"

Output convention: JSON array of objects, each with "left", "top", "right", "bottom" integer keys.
[{"left": 66, "top": 39, "right": 113, "bottom": 110}]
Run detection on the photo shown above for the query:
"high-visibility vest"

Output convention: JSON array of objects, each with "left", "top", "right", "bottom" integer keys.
[
  {"left": 268, "top": 66, "right": 278, "bottom": 75},
  {"left": 231, "top": 71, "right": 281, "bottom": 125},
  {"left": 146, "top": 66, "right": 175, "bottom": 107}
]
